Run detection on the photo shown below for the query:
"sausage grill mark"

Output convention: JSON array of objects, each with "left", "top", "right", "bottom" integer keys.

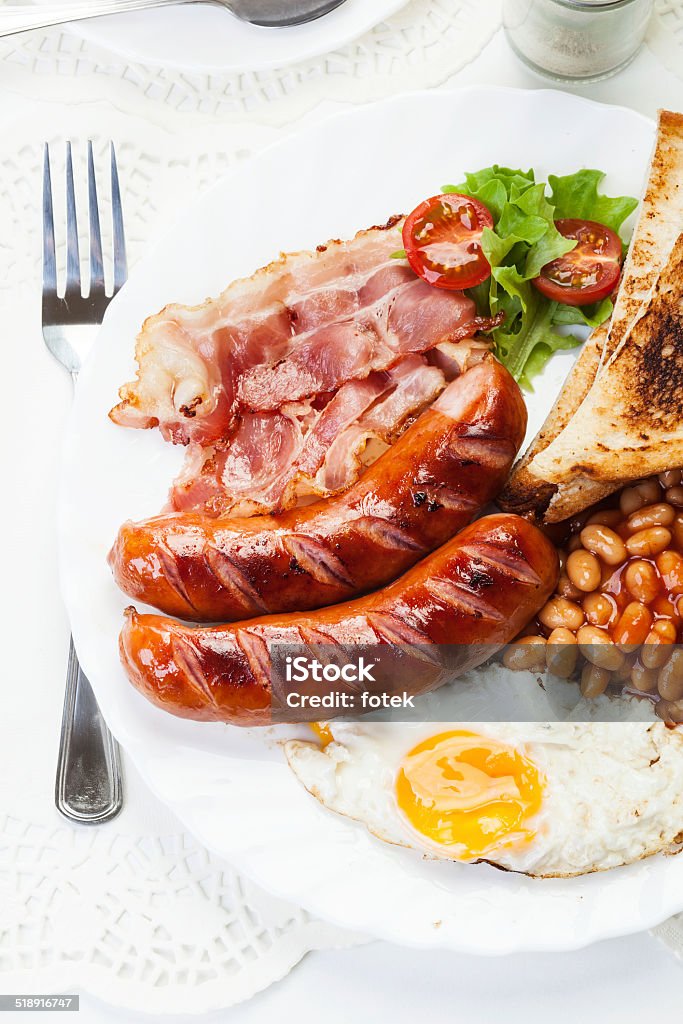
[
  {"left": 282, "top": 535, "right": 355, "bottom": 588},
  {"left": 204, "top": 547, "right": 269, "bottom": 615},
  {"left": 235, "top": 631, "right": 271, "bottom": 691},
  {"left": 366, "top": 612, "right": 432, "bottom": 646},
  {"left": 458, "top": 544, "right": 544, "bottom": 587},
  {"left": 157, "top": 545, "right": 199, "bottom": 615},
  {"left": 424, "top": 576, "right": 504, "bottom": 621},
  {"left": 354, "top": 517, "right": 426, "bottom": 551},
  {"left": 170, "top": 639, "right": 219, "bottom": 707}
]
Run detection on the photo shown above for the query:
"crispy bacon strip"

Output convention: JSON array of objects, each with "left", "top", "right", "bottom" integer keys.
[
  {"left": 169, "top": 355, "right": 446, "bottom": 516},
  {"left": 110, "top": 219, "right": 494, "bottom": 445},
  {"left": 110, "top": 219, "right": 500, "bottom": 515}
]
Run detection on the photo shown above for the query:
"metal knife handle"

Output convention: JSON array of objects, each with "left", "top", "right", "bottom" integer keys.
[{"left": 55, "top": 638, "right": 123, "bottom": 824}]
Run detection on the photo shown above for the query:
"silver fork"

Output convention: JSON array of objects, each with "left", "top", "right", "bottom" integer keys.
[{"left": 44, "top": 141, "right": 125, "bottom": 824}]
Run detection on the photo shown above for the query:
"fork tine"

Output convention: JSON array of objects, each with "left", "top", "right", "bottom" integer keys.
[
  {"left": 65, "top": 141, "right": 81, "bottom": 295},
  {"left": 42, "top": 144, "right": 57, "bottom": 297},
  {"left": 87, "top": 141, "right": 105, "bottom": 293},
  {"left": 111, "top": 143, "right": 127, "bottom": 293}
]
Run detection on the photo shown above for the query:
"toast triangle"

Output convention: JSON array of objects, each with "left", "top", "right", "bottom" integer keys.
[{"left": 499, "top": 109, "right": 683, "bottom": 522}]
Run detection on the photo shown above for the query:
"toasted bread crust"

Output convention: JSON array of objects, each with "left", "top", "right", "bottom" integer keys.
[
  {"left": 498, "top": 323, "right": 608, "bottom": 520},
  {"left": 532, "top": 233, "right": 683, "bottom": 490},
  {"left": 605, "top": 109, "right": 683, "bottom": 364}
]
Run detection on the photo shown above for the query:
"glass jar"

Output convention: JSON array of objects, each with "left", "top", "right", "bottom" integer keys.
[{"left": 503, "top": 0, "right": 654, "bottom": 83}]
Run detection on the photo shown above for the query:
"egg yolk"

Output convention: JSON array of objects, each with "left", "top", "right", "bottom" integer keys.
[
  {"left": 396, "top": 731, "right": 544, "bottom": 861},
  {"left": 310, "top": 722, "right": 334, "bottom": 747}
]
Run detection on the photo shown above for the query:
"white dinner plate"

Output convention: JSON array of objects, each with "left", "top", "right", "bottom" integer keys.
[
  {"left": 59, "top": 87, "right": 683, "bottom": 954},
  {"left": 43, "top": 0, "right": 409, "bottom": 73}
]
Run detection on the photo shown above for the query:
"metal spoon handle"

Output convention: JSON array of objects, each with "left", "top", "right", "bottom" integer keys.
[
  {"left": 55, "top": 639, "right": 123, "bottom": 824},
  {"left": 0, "top": 0, "right": 199, "bottom": 37}
]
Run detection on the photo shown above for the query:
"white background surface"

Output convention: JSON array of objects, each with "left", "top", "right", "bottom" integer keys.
[
  {"left": 5, "top": 16, "right": 683, "bottom": 1024},
  {"left": 12, "top": 932, "right": 683, "bottom": 1023}
]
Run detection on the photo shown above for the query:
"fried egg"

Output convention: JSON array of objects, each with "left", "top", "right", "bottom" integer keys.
[{"left": 286, "top": 713, "right": 683, "bottom": 877}]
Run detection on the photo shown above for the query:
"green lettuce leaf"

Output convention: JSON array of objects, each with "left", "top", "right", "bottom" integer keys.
[
  {"left": 548, "top": 170, "right": 639, "bottom": 237},
  {"left": 439, "top": 164, "right": 636, "bottom": 387}
]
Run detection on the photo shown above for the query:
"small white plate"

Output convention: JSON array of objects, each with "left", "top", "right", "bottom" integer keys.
[
  {"left": 60, "top": 87, "right": 683, "bottom": 953},
  {"left": 44, "top": 0, "right": 409, "bottom": 73}
]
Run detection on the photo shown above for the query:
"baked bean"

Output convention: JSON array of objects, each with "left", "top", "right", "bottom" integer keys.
[
  {"left": 567, "top": 534, "right": 583, "bottom": 553},
  {"left": 658, "top": 649, "right": 683, "bottom": 701},
  {"left": 659, "top": 470, "right": 682, "bottom": 489},
  {"left": 503, "top": 636, "right": 547, "bottom": 671},
  {"left": 656, "top": 549, "right": 683, "bottom": 594},
  {"left": 619, "top": 487, "right": 647, "bottom": 516},
  {"left": 625, "top": 527, "right": 672, "bottom": 558},
  {"left": 580, "top": 663, "right": 611, "bottom": 698},
  {"left": 654, "top": 619, "right": 678, "bottom": 641},
  {"left": 623, "top": 559, "right": 660, "bottom": 604},
  {"left": 538, "top": 596, "right": 585, "bottom": 632},
  {"left": 545, "top": 627, "right": 578, "bottom": 678},
  {"left": 612, "top": 601, "right": 653, "bottom": 651},
  {"left": 620, "top": 479, "right": 660, "bottom": 515},
  {"left": 582, "top": 592, "right": 616, "bottom": 627},
  {"left": 586, "top": 509, "right": 623, "bottom": 527},
  {"left": 665, "top": 486, "right": 683, "bottom": 507},
  {"left": 611, "top": 657, "right": 634, "bottom": 683},
  {"left": 577, "top": 625, "right": 625, "bottom": 671},
  {"left": 652, "top": 594, "right": 681, "bottom": 622},
  {"left": 580, "top": 525, "right": 627, "bottom": 566},
  {"left": 641, "top": 628, "right": 675, "bottom": 670},
  {"left": 630, "top": 661, "right": 659, "bottom": 693},
  {"left": 673, "top": 514, "right": 683, "bottom": 550},
  {"left": 566, "top": 549, "right": 601, "bottom": 592},
  {"left": 639, "top": 477, "right": 661, "bottom": 497},
  {"left": 600, "top": 563, "right": 619, "bottom": 590},
  {"left": 626, "top": 503, "right": 675, "bottom": 532},
  {"left": 656, "top": 700, "right": 683, "bottom": 724},
  {"left": 556, "top": 573, "right": 584, "bottom": 601}
]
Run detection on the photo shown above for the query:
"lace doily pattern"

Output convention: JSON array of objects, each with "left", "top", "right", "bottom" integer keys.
[
  {"left": 0, "top": 0, "right": 502, "bottom": 123},
  {"left": 648, "top": 0, "right": 683, "bottom": 76},
  {"left": 0, "top": 813, "right": 360, "bottom": 1014}
]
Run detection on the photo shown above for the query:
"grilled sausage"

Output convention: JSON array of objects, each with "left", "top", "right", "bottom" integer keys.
[
  {"left": 120, "top": 514, "right": 559, "bottom": 725},
  {"left": 110, "top": 359, "right": 527, "bottom": 621}
]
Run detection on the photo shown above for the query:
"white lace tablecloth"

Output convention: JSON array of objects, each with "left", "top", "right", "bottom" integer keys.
[{"left": 3, "top": 0, "right": 683, "bottom": 1014}]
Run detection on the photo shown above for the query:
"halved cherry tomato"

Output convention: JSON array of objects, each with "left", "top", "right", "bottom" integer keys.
[
  {"left": 402, "top": 193, "right": 494, "bottom": 291},
  {"left": 533, "top": 218, "right": 622, "bottom": 306}
]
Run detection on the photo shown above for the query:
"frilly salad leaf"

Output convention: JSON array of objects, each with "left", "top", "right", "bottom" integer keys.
[
  {"left": 548, "top": 170, "right": 639, "bottom": 236},
  {"left": 442, "top": 165, "right": 638, "bottom": 388}
]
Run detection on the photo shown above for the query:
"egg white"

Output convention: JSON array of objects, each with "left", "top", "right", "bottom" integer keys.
[{"left": 285, "top": 670, "right": 683, "bottom": 877}]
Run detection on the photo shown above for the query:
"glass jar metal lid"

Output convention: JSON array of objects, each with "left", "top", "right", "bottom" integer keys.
[{"left": 503, "top": 0, "right": 654, "bottom": 83}]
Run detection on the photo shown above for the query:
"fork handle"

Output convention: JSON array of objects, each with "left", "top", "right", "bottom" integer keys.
[
  {"left": 0, "top": 0, "right": 206, "bottom": 37},
  {"left": 55, "top": 638, "right": 123, "bottom": 824}
]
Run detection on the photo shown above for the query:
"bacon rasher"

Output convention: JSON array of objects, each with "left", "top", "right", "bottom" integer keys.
[{"left": 110, "top": 218, "right": 499, "bottom": 514}]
